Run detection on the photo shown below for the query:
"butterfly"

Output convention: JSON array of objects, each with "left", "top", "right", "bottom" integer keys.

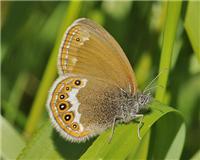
[{"left": 47, "top": 18, "right": 151, "bottom": 143}]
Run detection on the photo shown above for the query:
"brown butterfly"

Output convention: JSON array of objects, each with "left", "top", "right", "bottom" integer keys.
[{"left": 47, "top": 18, "right": 151, "bottom": 143}]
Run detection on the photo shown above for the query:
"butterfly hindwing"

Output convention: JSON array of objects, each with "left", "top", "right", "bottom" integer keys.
[
  {"left": 47, "top": 74, "right": 125, "bottom": 142},
  {"left": 47, "top": 75, "right": 90, "bottom": 142}
]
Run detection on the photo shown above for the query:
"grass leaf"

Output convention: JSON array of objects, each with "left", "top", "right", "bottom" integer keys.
[
  {"left": 155, "top": 1, "right": 182, "bottom": 101},
  {"left": 4, "top": 72, "right": 29, "bottom": 124},
  {"left": 152, "top": 2, "right": 185, "bottom": 159},
  {"left": 18, "top": 122, "right": 93, "bottom": 160},
  {"left": 127, "top": 131, "right": 150, "bottom": 159},
  {"left": 191, "top": 150, "right": 200, "bottom": 160},
  {"left": 178, "top": 75, "right": 200, "bottom": 124},
  {"left": 184, "top": 1, "right": 200, "bottom": 62},
  {"left": 1, "top": 115, "right": 25, "bottom": 160}
]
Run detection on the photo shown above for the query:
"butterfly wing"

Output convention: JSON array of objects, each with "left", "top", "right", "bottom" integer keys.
[
  {"left": 47, "top": 74, "right": 124, "bottom": 142},
  {"left": 58, "top": 18, "right": 137, "bottom": 93}
]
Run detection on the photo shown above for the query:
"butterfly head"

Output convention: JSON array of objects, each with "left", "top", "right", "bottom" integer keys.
[
  {"left": 135, "top": 91, "right": 152, "bottom": 113},
  {"left": 120, "top": 89, "right": 152, "bottom": 123}
]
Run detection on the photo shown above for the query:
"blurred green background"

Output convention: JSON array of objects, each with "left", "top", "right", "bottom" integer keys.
[{"left": 1, "top": 1, "right": 200, "bottom": 160}]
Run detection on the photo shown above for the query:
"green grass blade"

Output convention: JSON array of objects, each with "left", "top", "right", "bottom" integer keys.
[
  {"left": 191, "top": 150, "right": 200, "bottom": 160},
  {"left": 127, "top": 131, "right": 151, "bottom": 160},
  {"left": 148, "top": 113, "right": 186, "bottom": 159},
  {"left": 1, "top": 115, "right": 25, "bottom": 160},
  {"left": 155, "top": 1, "right": 182, "bottom": 101},
  {"left": 24, "top": 1, "right": 82, "bottom": 138},
  {"left": 17, "top": 122, "right": 93, "bottom": 160},
  {"left": 4, "top": 72, "right": 28, "bottom": 124},
  {"left": 184, "top": 1, "right": 200, "bottom": 62},
  {"left": 152, "top": 2, "right": 185, "bottom": 159},
  {"left": 178, "top": 75, "right": 200, "bottom": 124}
]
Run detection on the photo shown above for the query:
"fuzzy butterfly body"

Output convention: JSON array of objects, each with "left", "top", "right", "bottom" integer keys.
[{"left": 47, "top": 18, "right": 151, "bottom": 142}]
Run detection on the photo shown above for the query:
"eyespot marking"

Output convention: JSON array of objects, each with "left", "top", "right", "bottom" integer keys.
[
  {"left": 48, "top": 75, "right": 90, "bottom": 141},
  {"left": 74, "top": 80, "right": 81, "bottom": 86},
  {"left": 71, "top": 122, "right": 79, "bottom": 131},
  {"left": 63, "top": 112, "right": 74, "bottom": 124},
  {"left": 65, "top": 85, "right": 71, "bottom": 91},
  {"left": 57, "top": 102, "right": 70, "bottom": 112},
  {"left": 65, "top": 114, "right": 71, "bottom": 121},
  {"left": 76, "top": 37, "right": 80, "bottom": 41},
  {"left": 59, "top": 103, "right": 67, "bottom": 110},
  {"left": 59, "top": 94, "right": 65, "bottom": 99}
]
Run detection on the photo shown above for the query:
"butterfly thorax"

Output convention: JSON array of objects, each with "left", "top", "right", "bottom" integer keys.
[{"left": 120, "top": 91, "right": 151, "bottom": 123}]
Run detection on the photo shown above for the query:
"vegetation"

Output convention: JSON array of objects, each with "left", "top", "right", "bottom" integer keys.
[{"left": 1, "top": 1, "right": 199, "bottom": 159}]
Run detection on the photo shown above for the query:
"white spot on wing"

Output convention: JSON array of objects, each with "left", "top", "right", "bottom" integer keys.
[
  {"left": 82, "top": 36, "right": 89, "bottom": 41},
  {"left": 67, "top": 78, "right": 88, "bottom": 132},
  {"left": 71, "top": 57, "right": 78, "bottom": 65}
]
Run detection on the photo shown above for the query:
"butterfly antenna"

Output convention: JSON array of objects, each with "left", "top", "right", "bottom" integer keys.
[
  {"left": 143, "top": 84, "right": 164, "bottom": 93},
  {"left": 143, "top": 69, "right": 168, "bottom": 93}
]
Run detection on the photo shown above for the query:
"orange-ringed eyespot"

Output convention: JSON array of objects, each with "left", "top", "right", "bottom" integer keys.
[
  {"left": 73, "top": 124, "right": 77, "bottom": 128},
  {"left": 64, "top": 114, "right": 71, "bottom": 121},
  {"left": 74, "top": 80, "right": 81, "bottom": 86},
  {"left": 59, "top": 103, "right": 66, "bottom": 110},
  {"left": 60, "top": 95, "right": 65, "bottom": 99}
]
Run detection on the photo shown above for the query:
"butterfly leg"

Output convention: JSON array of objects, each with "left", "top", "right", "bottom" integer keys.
[
  {"left": 108, "top": 116, "right": 123, "bottom": 143},
  {"left": 133, "top": 114, "right": 144, "bottom": 140}
]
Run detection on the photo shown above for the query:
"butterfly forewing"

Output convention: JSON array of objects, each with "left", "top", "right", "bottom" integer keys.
[{"left": 58, "top": 18, "right": 137, "bottom": 93}]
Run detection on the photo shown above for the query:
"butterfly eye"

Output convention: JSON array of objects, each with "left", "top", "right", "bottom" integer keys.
[
  {"left": 71, "top": 122, "right": 79, "bottom": 131},
  {"left": 63, "top": 112, "right": 74, "bottom": 123}
]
